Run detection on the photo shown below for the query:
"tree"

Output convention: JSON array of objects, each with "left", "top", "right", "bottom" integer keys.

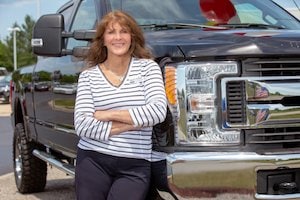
[
  {"left": 0, "top": 41, "right": 12, "bottom": 71},
  {"left": 3, "top": 15, "right": 37, "bottom": 72},
  {"left": 18, "top": 15, "right": 37, "bottom": 66}
]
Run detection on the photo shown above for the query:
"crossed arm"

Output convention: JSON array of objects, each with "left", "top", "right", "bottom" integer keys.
[{"left": 93, "top": 110, "right": 136, "bottom": 136}]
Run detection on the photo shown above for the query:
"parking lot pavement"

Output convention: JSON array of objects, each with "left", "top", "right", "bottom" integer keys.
[
  {"left": 0, "top": 166, "right": 75, "bottom": 200},
  {"left": 0, "top": 103, "right": 11, "bottom": 116}
]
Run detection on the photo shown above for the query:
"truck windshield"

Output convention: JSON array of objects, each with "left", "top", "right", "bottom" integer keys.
[{"left": 109, "top": 0, "right": 300, "bottom": 30}]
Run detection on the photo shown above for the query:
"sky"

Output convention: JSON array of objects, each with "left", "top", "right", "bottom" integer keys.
[
  {"left": 0, "top": 0, "right": 69, "bottom": 41},
  {"left": 0, "top": 0, "right": 299, "bottom": 41}
]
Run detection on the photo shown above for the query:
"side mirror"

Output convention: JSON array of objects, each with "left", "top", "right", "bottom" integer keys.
[{"left": 32, "top": 14, "right": 65, "bottom": 57}]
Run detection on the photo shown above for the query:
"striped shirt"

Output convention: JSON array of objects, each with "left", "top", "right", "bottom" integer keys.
[{"left": 74, "top": 57, "right": 167, "bottom": 161}]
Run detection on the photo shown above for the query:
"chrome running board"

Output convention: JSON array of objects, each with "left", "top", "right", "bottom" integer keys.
[{"left": 33, "top": 149, "right": 75, "bottom": 176}]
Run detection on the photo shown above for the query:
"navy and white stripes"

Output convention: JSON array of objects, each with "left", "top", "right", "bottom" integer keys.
[{"left": 74, "top": 57, "right": 167, "bottom": 161}]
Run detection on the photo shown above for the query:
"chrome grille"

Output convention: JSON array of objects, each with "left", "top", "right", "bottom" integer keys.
[
  {"left": 243, "top": 59, "right": 300, "bottom": 76},
  {"left": 226, "top": 81, "right": 246, "bottom": 124},
  {"left": 224, "top": 58, "right": 300, "bottom": 149},
  {"left": 245, "top": 128, "right": 300, "bottom": 148}
]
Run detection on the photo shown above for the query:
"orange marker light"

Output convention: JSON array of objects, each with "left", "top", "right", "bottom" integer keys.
[{"left": 165, "top": 66, "right": 177, "bottom": 105}]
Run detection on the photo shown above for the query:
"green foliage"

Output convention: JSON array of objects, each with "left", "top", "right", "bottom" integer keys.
[
  {"left": 0, "top": 41, "right": 12, "bottom": 71},
  {"left": 0, "top": 15, "right": 37, "bottom": 72}
]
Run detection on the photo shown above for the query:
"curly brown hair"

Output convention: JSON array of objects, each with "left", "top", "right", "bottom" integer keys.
[{"left": 85, "top": 10, "right": 153, "bottom": 68}]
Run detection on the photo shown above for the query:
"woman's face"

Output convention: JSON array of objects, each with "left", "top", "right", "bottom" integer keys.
[{"left": 103, "top": 22, "right": 132, "bottom": 58}]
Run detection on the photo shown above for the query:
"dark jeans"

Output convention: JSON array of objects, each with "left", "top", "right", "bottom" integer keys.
[{"left": 75, "top": 148, "right": 151, "bottom": 200}]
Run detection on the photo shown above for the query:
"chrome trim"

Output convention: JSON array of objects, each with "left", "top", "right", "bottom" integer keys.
[
  {"left": 245, "top": 79, "right": 300, "bottom": 101},
  {"left": 54, "top": 126, "right": 76, "bottom": 134},
  {"left": 33, "top": 149, "right": 75, "bottom": 176},
  {"left": 222, "top": 76, "right": 300, "bottom": 128},
  {"left": 256, "top": 193, "right": 300, "bottom": 200},
  {"left": 247, "top": 104, "right": 300, "bottom": 128},
  {"left": 166, "top": 152, "right": 300, "bottom": 200},
  {"left": 35, "top": 119, "right": 76, "bottom": 134},
  {"left": 167, "top": 152, "right": 300, "bottom": 163}
]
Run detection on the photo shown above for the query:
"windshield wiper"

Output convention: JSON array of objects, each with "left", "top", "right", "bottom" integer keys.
[
  {"left": 140, "top": 23, "right": 227, "bottom": 30},
  {"left": 219, "top": 23, "right": 285, "bottom": 29}
]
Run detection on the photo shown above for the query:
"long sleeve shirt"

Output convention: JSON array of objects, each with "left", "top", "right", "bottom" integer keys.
[{"left": 74, "top": 57, "right": 167, "bottom": 161}]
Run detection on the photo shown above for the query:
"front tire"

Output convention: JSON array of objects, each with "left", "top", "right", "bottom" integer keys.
[{"left": 13, "top": 123, "right": 47, "bottom": 193}]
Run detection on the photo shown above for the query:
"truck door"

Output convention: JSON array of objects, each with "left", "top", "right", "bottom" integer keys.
[{"left": 33, "top": 0, "right": 98, "bottom": 155}]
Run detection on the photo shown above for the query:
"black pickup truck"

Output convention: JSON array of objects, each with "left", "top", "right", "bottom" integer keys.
[{"left": 10, "top": 0, "right": 300, "bottom": 199}]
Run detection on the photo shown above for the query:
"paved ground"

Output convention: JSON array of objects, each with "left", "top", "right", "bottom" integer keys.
[
  {"left": 0, "top": 167, "right": 75, "bottom": 200},
  {"left": 0, "top": 103, "right": 11, "bottom": 116}
]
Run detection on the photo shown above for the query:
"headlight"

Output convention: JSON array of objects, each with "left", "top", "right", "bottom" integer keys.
[{"left": 166, "top": 61, "right": 240, "bottom": 145}]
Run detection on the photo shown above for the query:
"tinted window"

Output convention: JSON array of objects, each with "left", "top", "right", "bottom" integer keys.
[
  {"left": 109, "top": 0, "right": 300, "bottom": 29},
  {"left": 60, "top": 3, "right": 74, "bottom": 28},
  {"left": 68, "top": 0, "right": 97, "bottom": 49}
]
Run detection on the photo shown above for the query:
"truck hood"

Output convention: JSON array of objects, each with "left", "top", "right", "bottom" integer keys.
[{"left": 145, "top": 29, "right": 300, "bottom": 58}]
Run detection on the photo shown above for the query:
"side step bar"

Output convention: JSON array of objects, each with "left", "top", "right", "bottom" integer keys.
[{"left": 33, "top": 149, "right": 75, "bottom": 176}]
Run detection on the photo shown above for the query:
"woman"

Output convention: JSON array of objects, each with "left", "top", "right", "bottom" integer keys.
[{"left": 74, "top": 10, "right": 167, "bottom": 200}]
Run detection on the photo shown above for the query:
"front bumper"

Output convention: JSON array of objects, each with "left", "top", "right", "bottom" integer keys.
[{"left": 166, "top": 152, "right": 300, "bottom": 200}]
